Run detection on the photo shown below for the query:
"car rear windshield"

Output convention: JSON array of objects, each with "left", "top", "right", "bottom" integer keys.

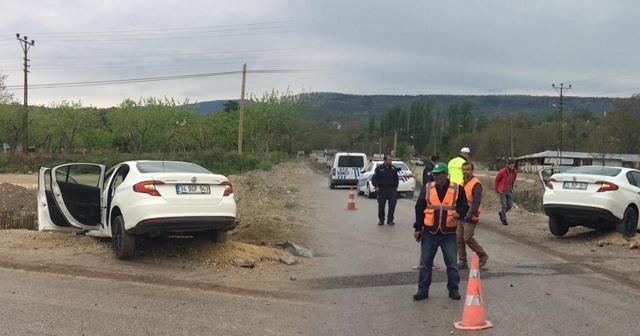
[
  {"left": 337, "top": 155, "right": 365, "bottom": 168},
  {"left": 394, "top": 162, "right": 409, "bottom": 170},
  {"left": 565, "top": 166, "right": 621, "bottom": 177},
  {"left": 137, "top": 162, "right": 210, "bottom": 174}
]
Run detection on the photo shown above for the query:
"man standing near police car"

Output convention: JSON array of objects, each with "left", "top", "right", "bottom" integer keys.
[
  {"left": 372, "top": 154, "right": 399, "bottom": 225},
  {"left": 413, "top": 162, "right": 468, "bottom": 301}
]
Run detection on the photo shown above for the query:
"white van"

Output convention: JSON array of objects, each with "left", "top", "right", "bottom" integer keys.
[{"left": 329, "top": 152, "right": 368, "bottom": 189}]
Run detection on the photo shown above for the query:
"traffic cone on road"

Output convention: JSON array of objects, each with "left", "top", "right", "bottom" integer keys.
[
  {"left": 454, "top": 252, "right": 493, "bottom": 331},
  {"left": 346, "top": 187, "right": 358, "bottom": 210}
]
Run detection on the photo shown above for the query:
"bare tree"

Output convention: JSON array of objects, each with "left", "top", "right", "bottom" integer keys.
[{"left": 0, "top": 72, "right": 14, "bottom": 103}]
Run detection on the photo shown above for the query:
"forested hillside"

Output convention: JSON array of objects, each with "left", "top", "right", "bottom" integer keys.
[{"left": 306, "top": 93, "right": 622, "bottom": 123}]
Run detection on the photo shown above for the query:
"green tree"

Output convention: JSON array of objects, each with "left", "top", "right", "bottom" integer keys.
[
  {"left": 48, "top": 100, "right": 101, "bottom": 156},
  {"left": 108, "top": 98, "right": 176, "bottom": 158},
  {"left": 0, "top": 72, "right": 13, "bottom": 103},
  {"left": 244, "top": 89, "right": 310, "bottom": 156},
  {"left": 0, "top": 102, "right": 23, "bottom": 154},
  {"left": 222, "top": 100, "right": 239, "bottom": 112}
]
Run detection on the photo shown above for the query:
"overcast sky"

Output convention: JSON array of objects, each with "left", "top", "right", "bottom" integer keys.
[{"left": 1, "top": 1, "right": 639, "bottom": 108}]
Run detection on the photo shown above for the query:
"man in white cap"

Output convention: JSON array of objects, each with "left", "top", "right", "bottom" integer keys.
[{"left": 447, "top": 147, "right": 470, "bottom": 184}]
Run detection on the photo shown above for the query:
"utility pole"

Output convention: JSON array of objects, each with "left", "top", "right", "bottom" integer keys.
[
  {"left": 238, "top": 63, "right": 247, "bottom": 154},
  {"left": 552, "top": 83, "right": 571, "bottom": 164},
  {"left": 16, "top": 33, "right": 34, "bottom": 153}
]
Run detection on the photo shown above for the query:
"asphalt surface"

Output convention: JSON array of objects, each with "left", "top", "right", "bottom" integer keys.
[
  {"left": 299, "top": 170, "right": 640, "bottom": 335},
  {"left": 2, "top": 168, "right": 640, "bottom": 335}
]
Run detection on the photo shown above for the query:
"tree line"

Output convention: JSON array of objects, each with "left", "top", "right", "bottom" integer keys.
[{"left": 2, "top": 72, "right": 639, "bottom": 168}]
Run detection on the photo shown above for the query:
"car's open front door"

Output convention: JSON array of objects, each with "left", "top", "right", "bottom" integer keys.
[{"left": 50, "top": 163, "right": 106, "bottom": 231}]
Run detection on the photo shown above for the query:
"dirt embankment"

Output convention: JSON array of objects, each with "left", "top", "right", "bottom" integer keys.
[{"left": 0, "top": 162, "right": 320, "bottom": 271}]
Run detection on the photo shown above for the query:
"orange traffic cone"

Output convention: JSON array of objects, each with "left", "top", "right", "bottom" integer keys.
[
  {"left": 346, "top": 187, "right": 358, "bottom": 210},
  {"left": 454, "top": 252, "right": 493, "bottom": 331}
]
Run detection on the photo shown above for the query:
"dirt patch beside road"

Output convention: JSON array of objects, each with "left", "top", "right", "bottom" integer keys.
[{"left": 0, "top": 163, "right": 321, "bottom": 279}]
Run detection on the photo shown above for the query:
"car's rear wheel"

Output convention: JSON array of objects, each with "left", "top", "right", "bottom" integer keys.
[
  {"left": 112, "top": 215, "right": 135, "bottom": 260},
  {"left": 549, "top": 215, "right": 569, "bottom": 237},
  {"left": 329, "top": 179, "right": 335, "bottom": 189},
  {"left": 405, "top": 191, "right": 414, "bottom": 198},
  {"left": 357, "top": 187, "right": 364, "bottom": 196},
  {"left": 617, "top": 207, "right": 638, "bottom": 237}
]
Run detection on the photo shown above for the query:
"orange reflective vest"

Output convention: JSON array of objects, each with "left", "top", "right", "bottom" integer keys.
[
  {"left": 423, "top": 181, "right": 460, "bottom": 234},
  {"left": 462, "top": 177, "right": 481, "bottom": 222}
]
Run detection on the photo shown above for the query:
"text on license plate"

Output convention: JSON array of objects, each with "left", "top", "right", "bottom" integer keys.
[
  {"left": 176, "top": 184, "right": 211, "bottom": 194},
  {"left": 563, "top": 182, "right": 587, "bottom": 190}
]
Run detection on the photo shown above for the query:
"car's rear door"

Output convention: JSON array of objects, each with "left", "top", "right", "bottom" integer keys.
[
  {"left": 38, "top": 167, "right": 81, "bottom": 231},
  {"left": 50, "top": 163, "right": 106, "bottom": 230},
  {"left": 537, "top": 166, "right": 572, "bottom": 189}
]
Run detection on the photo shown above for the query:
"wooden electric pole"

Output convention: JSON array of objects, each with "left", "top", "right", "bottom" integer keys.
[
  {"left": 16, "top": 33, "right": 34, "bottom": 153},
  {"left": 238, "top": 63, "right": 247, "bottom": 154}
]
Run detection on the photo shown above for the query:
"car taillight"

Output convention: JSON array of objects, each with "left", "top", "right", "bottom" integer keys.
[
  {"left": 596, "top": 181, "right": 618, "bottom": 192},
  {"left": 547, "top": 178, "right": 556, "bottom": 189},
  {"left": 332, "top": 168, "right": 336, "bottom": 176},
  {"left": 221, "top": 181, "right": 233, "bottom": 196},
  {"left": 133, "top": 180, "right": 165, "bottom": 196},
  {"left": 403, "top": 173, "right": 414, "bottom": 178}
]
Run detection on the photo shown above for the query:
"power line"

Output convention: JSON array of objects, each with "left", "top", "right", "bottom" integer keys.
[{"left": 4, "top": 69, "right": 308, "bottom": 90}]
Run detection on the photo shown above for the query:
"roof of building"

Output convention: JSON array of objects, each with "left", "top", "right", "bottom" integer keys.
[{"left": 515, "top": 150, "right": 640, "bottom": 162}]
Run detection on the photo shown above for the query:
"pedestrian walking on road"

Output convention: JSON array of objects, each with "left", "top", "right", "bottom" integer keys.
[
  {"left": 447, "top": 147, "right": 470, "bottom": 184},
  {"left": 457, "top": 162, "right": 489, "bottom": 269},
  {"left": 494, "top": 159, "right": 517, "bottom": 225},
  {"left": 412, "top": 162, "right": 469, "bottom": 301},
  {"left": 372, "top": 154, "right": 399, "bottom": 225}
]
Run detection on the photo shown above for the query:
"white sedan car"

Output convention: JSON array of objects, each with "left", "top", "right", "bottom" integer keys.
[
  {"left": 357, "top": 160, "right": 416, "bottom": 198},
  {"left": 540, "top": 165, "right": 640, "bottom": 237},
  {"left": 38, "top": 160, "right": 237, "bottom": 259}
]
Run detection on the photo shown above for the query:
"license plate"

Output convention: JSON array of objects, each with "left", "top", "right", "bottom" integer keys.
[
  {"left": 563, "top": 182, "right": 587, "bottom": 190},
  {"left": 176, "top": 184, "right": 211, "bottom": 194}
]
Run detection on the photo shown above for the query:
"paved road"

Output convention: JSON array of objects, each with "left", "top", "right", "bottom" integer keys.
[
  {"left": 0, "top": 268, "right": 330, "bottom": 335},
  {"left": 2, "top": 168, "right": 640, "bottom": 335},
  {"left": 301, "top": 170, "right": 640, "bottom": 335}
]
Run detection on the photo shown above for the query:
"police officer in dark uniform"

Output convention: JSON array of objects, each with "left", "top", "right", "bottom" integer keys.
[{"left": 372, "top": 154, "right": 399, "bottom": 225}]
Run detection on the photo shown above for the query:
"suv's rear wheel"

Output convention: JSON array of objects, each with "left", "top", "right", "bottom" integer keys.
[
  {"left": 112, "top": 215, "right": 135, "bottom": 260},
  {"left": 549, "top": 215, "right": 569, "bottom": 237},
  {"left": 616, "top": 207, "right": 638, "bottom": 237}
]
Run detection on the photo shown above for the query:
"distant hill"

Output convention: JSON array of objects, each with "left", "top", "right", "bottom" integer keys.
[{"left": 190, "top": 93, "right": 624, "bottom": 122}]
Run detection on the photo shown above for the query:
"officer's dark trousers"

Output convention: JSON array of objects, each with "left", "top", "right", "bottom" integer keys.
[{"left": 377, "top": 188, "right": 398, "bottom": 223}]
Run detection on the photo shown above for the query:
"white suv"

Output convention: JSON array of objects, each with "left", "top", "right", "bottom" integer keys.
[{"left": 328, "top": 152, "right": 368, "bottom": 189}]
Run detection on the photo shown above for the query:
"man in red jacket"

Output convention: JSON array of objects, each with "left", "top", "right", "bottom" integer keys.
[{"left": 494, "top": 159, "right": 517, "bottom": 225}]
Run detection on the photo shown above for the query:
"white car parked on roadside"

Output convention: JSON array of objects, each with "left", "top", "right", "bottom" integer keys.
[
  {"left": 37, "top": 160, "right": 237, "bottom": 259},
  {"left": 540, "top": 165, "right": 640, "bottom": 237},
  {"left": 357, "top": 159, "right": 416, "bottom": 198}
]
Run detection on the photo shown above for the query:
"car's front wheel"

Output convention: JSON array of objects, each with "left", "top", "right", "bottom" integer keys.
[
  {"left": 112, "top": 215, "right": 136, "bottom": 260},
  {"left": 617, "top": 207, "right": 638, "bottom": 237},
  {"left": 367, "top": 184, "right": 375, "bottom": 199},
  {"left": 549, "top": 215, "right": 569, "bottom": 237}
]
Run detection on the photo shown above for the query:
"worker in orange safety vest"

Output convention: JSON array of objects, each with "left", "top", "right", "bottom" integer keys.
[{"left": 412, "top": 162, "right": 469, "bottom": 301}]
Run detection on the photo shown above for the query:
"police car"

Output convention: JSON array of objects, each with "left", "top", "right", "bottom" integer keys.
[
  {"left": 328, "top": 152, "right": 368, "bottom": 189},
  {"left": 357, "top": 159, "right": 417, "bottom": 198}
]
